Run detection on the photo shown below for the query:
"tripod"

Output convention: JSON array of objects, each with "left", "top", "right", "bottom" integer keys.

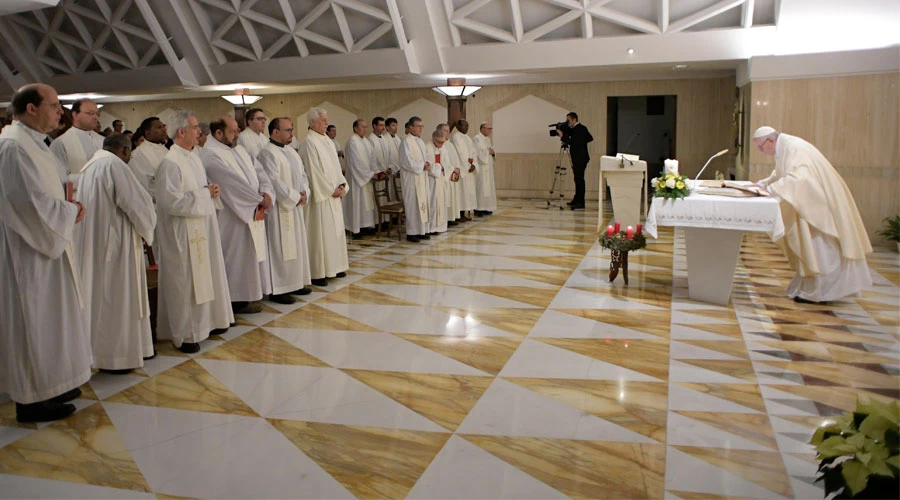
[{"left": 544, "top": 144, "right": 570, "bottom": 210}]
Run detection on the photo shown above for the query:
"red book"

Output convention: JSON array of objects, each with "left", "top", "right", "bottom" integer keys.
[
  {"left": 66, "top": 182, "right": 74, "bottom": 202},
  {"left": 435, "top": 153, "right": 441, "bottom": 164},
  {"left": 254, "top": 206, "right": 266, "bottom": 221}
]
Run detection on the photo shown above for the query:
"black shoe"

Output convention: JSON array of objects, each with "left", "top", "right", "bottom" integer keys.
[
  {"left": 210, "top": 328, "right": 229, "bottom": 336},
  {"left": 270, "top": 293, "right": 295, "bottom": 304},
  {"left": 406, "top": 235, "right": 421, "bottom": 242},
  {"left": 570, "top": 204, "right": 585, "bottom": 211},
  {"left": 335, "top": 272, "right": 347, "bottom": 278},
  {"left": 99, "top": 368, "right": 135, "bottom": 375},
  {"left": 448, "top": 221, "right": 459, "bottom": 226},
  {"left": 474, "top": 211, "right": 485, "bottom": 217},
  {"left": 311, "top": 278, "right": 328, "bottom": 287},
  {"left": 16, "top": 401, "right": 76, "bottom": 423},
  {"left": 232, "top": 301, "right": 263, "bottom": 314},
  {"left": 566, "top": 200, "right": 576, "bottom": 206},
  {"left": 50, "top": 387, "right": 81, "bottom": 403},
  {"left": 143, "top": 350, "right": 157, "bottom": 361},
  {"left": 484, "top": 211, "right": 493, "bottom": 215},
  {"left": 351, "top": 232, "right": 364, "bottom": 240},
  {"left": 178, "top": 342, "right": 201, "bottom": 353},
  {"left": 420, "top": 234, "right": 431, "bottom": 240},
  {"left": 291, "top": 287, "right": 312, "bottom": 296},
  {"left": 793, "top": 296, "right": 824, "bottom": 305}
]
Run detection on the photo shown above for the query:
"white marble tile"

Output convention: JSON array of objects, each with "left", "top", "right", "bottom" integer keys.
[
  {"left": 407, "top": 435, "right": 567, "bottom": 500},
  {"left": 417, "top": 254, "right": 568, "bottom": 270},
  {"left": 669, "top": 359, "right": 754, "bottom": 384},
  {"left": 666, "top": 412, "right": 773, "bottom": 451},
  {"left": 457, "top": 378, "right": 656, "bottom": 442},
  {"left": 396, "top": 267, "right": 556, "bottom": 287},
  {"left": 500, "top": 339, "right": 663, "bottom": 381},
  {"left": 88, "top": 372, "right": 150, "bottom": 401},
  {"left": 265, "top": 328, "right": 490, "bottom": 376},
  {"left": 0, "top": 426, "right": 33, "bottom": 448},
  {"left": 671, "top": 310, "right": 738, "bottom": 325},
  {"left": 528, "top": 309, "right": 660, "bottom": 340},
  {"left": 0, "top": 474, "right": 155, "bottom": 499},
  {"left": 139, "top": 355, "right": 190, "bottom": 378},
  {"left": 669, "top": 324, "right": 737, "bottom": 341},
  {"left": 102, "top": 402, "right": 353, "bottom": 499},
  {"left": 317, "top": 303, "right": 519, "bottom": 337},
  {"left": 357, "top": 284, "right": 539, "bottom": 308},
  {"left": 195, "top": 359, "right": 447, "bottom": 431},
  {"left": 548, "top": 286, "right": 664, "bottom": 309},
  {"left": 664, "top": 447, "right": 789, "bottom": 499},
  {"left": 669, "top": 341, "right": 744, "bottom": 361}
]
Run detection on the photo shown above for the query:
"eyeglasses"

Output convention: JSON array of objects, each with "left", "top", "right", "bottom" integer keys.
[
  {"left": 79, "top": 111, "right": 99, "bottom": 116},
  {"left": 282, "top": 128, "right": 293, "bottom": 133},
  {"left": 253, "top": 117, "right": 267, "bottom": 121}
]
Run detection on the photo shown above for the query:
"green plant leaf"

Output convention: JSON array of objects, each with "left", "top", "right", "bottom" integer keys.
[
  {"left": 841, "top": 460, "right": 870, "bottom": 496},
  {"left": 817, "top": 436, "right": 859, "bottom": 458},
  {"left": 887, "top": 454, "right": 900, "bottom": 471},
  {"left": 856, "top": 399, "right": 900, "bottom": 427},
  {"left": 866, "top": 454, "right": 894, "bottom": 477}
]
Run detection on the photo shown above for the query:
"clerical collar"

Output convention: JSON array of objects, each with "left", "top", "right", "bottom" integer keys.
[
  {"left": 269, "top": 138, "right": 285, "bottom": 148},
  {"left": 171, "top": 143, "right": 193, "bottom": 154},
  {"left": 374, "top": 133, "right": 382, "bottom": 138},
  {"left": 205, "top": 134, "right": 229, "bottom": 150},
  {"left": 14, "top": 121, "right": 52, "bottom": 147}
]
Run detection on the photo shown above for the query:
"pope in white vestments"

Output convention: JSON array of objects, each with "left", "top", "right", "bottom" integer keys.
[
  {"left": 155, "top": 113, "right": 233, "bottom": 353},
  {"left": 425, "top": 130, "right": 451, "bottom": 234},
  {"left": 343, "top": 120, "right": 381, "bottom": 235},
  {"left": 451, "top": 121, "right": 478, "bottom": 215},
  {"left": 399, "top": 117, "right": 432, "bottom": 241},
  {"left": 75, "top": 136, "right": 156, "bottom": 372},
  {"left": 473, "top": 122, "right": 498, "bottom": 214},
  {"left": 0, "top": 84, "right": 91, "bottom": 422},
  {"left": 301, "top": 108, "right": 350, "bottom": 286},
  {"left": 753, "top": 126, "right": 873, "bottom": 303},
  {"left": 237, "top": 108, "right": 269, "bottom": 158},
  {"left": 258, "top": 118, "right": 312, "bottom": 301},
  {"left": 129, "top": 117, "right": 169, "bottom": 197},
  {"left": 50, "top": 98, "right": 104, "bottom": 176},
  {"left": 200, "top": 116, "right": 275, "bottom": 311}
]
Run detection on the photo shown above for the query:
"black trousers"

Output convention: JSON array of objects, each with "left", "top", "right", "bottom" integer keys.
[{"left": 571, "top": 159, "right": 588, "bottom": 205}]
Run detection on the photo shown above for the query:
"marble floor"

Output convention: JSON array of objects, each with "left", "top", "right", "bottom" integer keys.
[{"left": 1, "top": 199, "right": 898, "bottom": 499}]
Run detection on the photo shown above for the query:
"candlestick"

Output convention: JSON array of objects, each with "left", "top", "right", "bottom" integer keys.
[
  {"left": 614, "top": 222, "right": 621, "bottom": 233},
  {"left": 606, "top": 225, "right": 614, "bottom": 236},
  {"left": 626, "top": 226, "right": 634, "bottom": 239},
  {"left": 636, "top": 224, "right": 642, "bottom": 235}
]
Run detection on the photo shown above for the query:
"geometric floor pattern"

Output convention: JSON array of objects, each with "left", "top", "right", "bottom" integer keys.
[{"left": 0, "top": 199, "right": 897, "bottom": 499}]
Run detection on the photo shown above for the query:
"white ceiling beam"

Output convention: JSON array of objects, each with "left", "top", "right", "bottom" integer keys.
[
  {"left": 397, "top": 0, "right": 448, "bottom": 74},
  {"left": 262, "top": 33, "right": 291, "bottom": 60},
  {"left": 296, "top": 29, "right": 347, "bottom": 53},
  {"left": 212, "top": 39, "right": 257, "bottom": 60},
  {"left": 774, "top": 0, "right": 782, "bottom": 25},
  {"left": 385, "top": 0, "right": 409, "bottom": 51},
  {"left": 453, "top": 18, "right": 517, "bottom": 43},
  {"left": 112, "top": 22, "right": 156, "bottom": 44},
  {"left": 238, "top": 17, "right": 263, "bottom": 60},
  {"left": 208, "top": 48, "right": 410, "bottom": 83},
  {"left": 333, "top": 0, "right": 391, "bottom": 23},
  {"left": 0, "top": 54, "right": 26, "bottom": 90},
  {"left": 274, "top": 0, "right": 309, "bottom": 57},
  {"left": 352, "top": 22, "right": 393, "bottom": 52},
  {"left": 112, "top": 28, "right": 141, "bottom": 68},
  {"left": 510, "top": 0, "right": 524, "bottom": 43},
  {"left": 588, "top": 6, "right": 661, "bottom": 34},
  {"left": 155, "top": 0, "right": 218, "bottom": 85},
  {"left": 95, "top": 0, "right": 115, "bottom": 22},
  {"left": 453, "top": 0, "right": 494, "bottom": 21},
  {"left": 187, "top": 0, "right": 228, "bottom": 65},
  {"left": 210, "top": 15, "right": 239, "bottom": 45},
  {"left": 39, "top": 55, "right": 73, "bottom": 74},
  {"left": 581, "top": 11, "right": 592, "bottom": 39},
  {"left": 522, "top": 10, "right": 582, "bottom": 43},
  {"left": 94, "top": 48, "right": 133, "bottom": 68},
  {"left": 539, "top": 0, "right": 583, "bottom": 9},
  {"left": 241, "top": 10, "right": 289, "bottom": 32},
  {"left": 137, "top": 44, "right": 160, "bottom": 67},
  {"left": 64, "top": 4, "right": 106, "bottom": 24},
  {"left": 659, "top": 0, "right": 669, "bottom": 33},
  {"left": 440, "top": 0, "right": 461, "bottom": 47},
  {"left": 196, "top": 0, "right": 233, "bottom": 12},
  {"left": 667, "top": 0, "right": 745, "bottom": 34},
  {"left": 297, "top": 1, "right": 332, "bottom": 30},
  {"left": 331, "top": 3, "right": 355, "bottom": 53},
  {"left": 741, "top": 0, "right": 754, "bottom": 28},
  {"left": 7, "top": 15, "right": 43, "bottom": 34}
]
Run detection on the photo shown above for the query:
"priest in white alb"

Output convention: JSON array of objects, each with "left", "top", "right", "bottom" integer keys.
[
  {"left": 399, "top": 116, "right": 432, "bottom": 243},
  {"left": 385, "top": 117, "right": 403, "bottom": 200},
  {"left": 50, "top": 98, "right": 104, "bottom": 176},
  {"left": 258, "top": 117, "right": 313, "bottom": 304},
  {"left": 473, "top": 122, "right": 497, "bottom": 215},
  {"left": 75, "top": 133, "right": 156, "bottom": 374},
  {"left": 129, "top": 116, "right": 169, "bottom": 197},
  {"left": 237, "top": 108, "right": 268, "bottom": 158},
  {"left": 425, "top": 129, "right": 450, "bottom": 234},
  {"left": 438, "top": 123, "right": 462, "bottom": 225},
  {"left": 155, "top": 111, "right": 233, "bottom": 353},
  {"left": 369, "top": 117, "right": 398, "bottom": 202},
  {"left": 344, "top": 118, "right": 382, "bottom": 238},
  {"left": 300, "top": 107, "right": 350, "bottom": 287},
  {"left": 0, "top": 83, "right": 91, "bottom": 423},
  {"left": 200, "top": 115, "right": 275, "bottom": 312},
  {"left": 451, "top": 119, "right": 478, "bottom": 220},
  {"left": 751, "top": 126, "right": 872, "bottom": 303}
]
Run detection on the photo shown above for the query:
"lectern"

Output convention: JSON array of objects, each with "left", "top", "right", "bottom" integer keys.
[{"left": 597, "top": 155, "right": 648, "bottom": 230}]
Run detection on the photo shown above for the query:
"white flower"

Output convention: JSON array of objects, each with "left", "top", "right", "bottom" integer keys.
[
  {"left": 665, "top": 177, "right": 676, "bottom": 189},
  {"left": 664, "top": 159, "right": 679, "bottom": 176},
  {"left": 651, "top": 178, "right": 659, "bottom": 188}
]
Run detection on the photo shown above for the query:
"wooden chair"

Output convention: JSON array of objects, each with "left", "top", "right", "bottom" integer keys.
[
  {"left": 372, "top": 175, "right": 404, "bottom": 240},
  {"left": 144, "top": 242, "right": 159, "bottom": 342}
]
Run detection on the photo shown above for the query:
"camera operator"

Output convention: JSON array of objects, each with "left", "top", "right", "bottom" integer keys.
[{"left": 556, "top": 112, "right": 593, "bottom": 210}]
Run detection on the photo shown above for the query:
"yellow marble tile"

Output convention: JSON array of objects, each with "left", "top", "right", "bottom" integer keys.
[
  {"left": 522, "top": 243, "right": 594, "bottom": 255},
  {"left": 391, "top": 256, "right": 462, "bottom": 269},
  {"left": 675, "top": 323, "right": 746, "bottom": 340},
  {"left": 677, "top": 340, "right": 750, "bottom": 359},
  {"left": 752, "top": 308, "right": 871, "bottom": 326},
  {"left": 0, "top": 403, "right": 150, "bottom": 492},
  {"left": 761, "top": 361, "right": 898, "bottom": 389},
  {"left": 679, "top": 309, "right": 739, "bottom": 323},
  {"left": 343, "top": 370, "right": 493, "bottom": 431},
  {"left": 870, "top": 312, "right": 900, "bottom": 327},
  {"left": 506, "top": 378, "right": 668, "bottom": 442},
  {"left": 538, "top": 339, "right": 670, "bottom": 381},
  {"left": 264, "top": 303, "right": 381, "bottom": 331},
  {"left": 78, "top": 382, "right": 100, "bottom": 400},
  {"left": 318, "top": 285, "right": 420, "bottom": 306},
  {"left": 197, "top": 328, "right": 329, "bottom": 367},
  {"left": 463, "top": 286, "right": 559, "bottom": 308},
  {"left": 416, "top": 247, "right": 492, "bottom": 257},
  {"left": 510, "top": 254, "right": 585, "bottom": 270},
  {"left": 756, "top": 341, "right": 833, "bottom": 361},
  {"left": 675, "top": 411, "right": 778, "bottom": 449},
  {"left": 825, "top": 344, "right": 899, "bottom": 364},
  {"left": 766, "top": 384, "right": 868, "bottom": 413},
  {"left": 355, "top": 268, "right": 448, "bottom": 285},
  {"left": 435, "top": 307, "right": 545, "bottom": 337},
  {"left": 463, "top": 435, "right": 666, "bottom": 499},
  {"left": 0, "top": 401, "right": 37, "bottom": 430},
  {"left": 624, "top": 253, "right": 676, "bottom": 268},
  {"left": 105, "top": 359, "right": 258, "bottom": 417},
  {"left": 152, "top": 342, "right": 192, "bottom": 358},
  {"left": 492, "top": 269, "right": 573, "bottom": 286},
  {"left": 270, "top": 420, "right": 449, "bottom": 499},
  {"left": 394, "top": 334, "right": 523, "bottom": 375},
  {"left": 441, "top": 235, "right": 506, "bottom": 246},
  {"left": 556, "top": 309, "right": 672, "bottom": 339},
  {"left": 673, "top": 446, "right": 793, "bottom": 497},
  {"left": 348, "top": 256, "right": 398, "bottom": 268},
  {"left": 570, "top": 284, "right": 673, "bottom": 309},
  {"left": 678, "top": 360, "right": 757, "bottom": 382},
  {"left": 676, "top": 383, "right": 768, "bottom": 413}
]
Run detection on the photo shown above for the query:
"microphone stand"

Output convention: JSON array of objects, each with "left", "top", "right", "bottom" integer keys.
[{"left": 694, "top": 149, "right": 729, "bottom": 182}]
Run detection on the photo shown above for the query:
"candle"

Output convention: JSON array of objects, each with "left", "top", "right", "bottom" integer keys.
[
  {"left": 636, "top": 224, "right": 643, "bottom": 235},
  {"left": 606, "top": 225, "right": 614, "bottom": 236},
  {"left": 626, "top": 226, "right": 634, "bottom": 239},
  {"left": 614, "top": 222, "right": 621, "bottom": 233}
]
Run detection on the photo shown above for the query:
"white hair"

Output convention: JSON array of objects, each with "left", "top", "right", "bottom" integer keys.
[
  {"left": 480, "top": 122, "right": 490, "bottom": 129},
  {"left": 168, "top": 109, "right": 195, "bottom": 139},
  {"left": 307, "top": 107, "right": 327, "bottom": 126},
  {"left": 753, "top": 126, "right": 778, "bottom": 140}
]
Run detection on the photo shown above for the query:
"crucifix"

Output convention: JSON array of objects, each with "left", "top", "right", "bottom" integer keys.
[{"left": 189, "top": 227, "right": 207, "bottom": 266}]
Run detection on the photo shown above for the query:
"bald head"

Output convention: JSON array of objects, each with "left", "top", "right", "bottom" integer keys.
[
  {"left": 210, "top": 114, "right": 240, "bottom": 147},
  {"left": 103, "top": 133, "right": 132, "bottom": 163},
  {"left": 12, "top": 83, "right": 62, "bottom": 134}
]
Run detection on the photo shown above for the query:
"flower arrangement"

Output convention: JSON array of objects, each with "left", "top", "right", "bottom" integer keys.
[
  {"left": 810, "top": 398, "right": 899, "bottom": 499},
  {"left": 652, "top": 159, "right": 691, "bottom": 200},
  {"left": 600, "top": 223, "right": 647, "bottom": 252}
]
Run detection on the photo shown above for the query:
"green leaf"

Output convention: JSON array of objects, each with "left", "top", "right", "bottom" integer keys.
[
  {"left": 841, "top": 460, "right": 870, "bottom": 496},
  {"left": 846, "top": 432, "right": 867, "bottom": 448},
  {"left": 867, "top": 454, "right": 894, "bottom": 477},
  {"left": 886, "top": 454, "right": 900, "bottom": 471}
]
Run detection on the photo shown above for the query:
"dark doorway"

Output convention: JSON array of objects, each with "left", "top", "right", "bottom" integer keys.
[{"left": 606, "top": 95, "right": 677, "bottom": 183}]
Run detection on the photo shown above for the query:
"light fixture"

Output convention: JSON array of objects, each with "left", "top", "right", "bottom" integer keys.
[
  {"left": 62, "top": 103, "right": 103, "bottom": 110},
  {"left": 221, "top": 94, "right": 263, "bottom": 106},
  {"left": 627, "top": 48, "right": 635, "bottom": 55},
  {"left": 432, "top": 77, "right": 480, "bottom": 98},
  {"left": 673, "top": 64, "right": 688, "bottom": 69}
]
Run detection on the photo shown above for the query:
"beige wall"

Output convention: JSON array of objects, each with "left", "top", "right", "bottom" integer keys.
[{"left": 747, "top": 73, "right": 900, "bottom": 242}]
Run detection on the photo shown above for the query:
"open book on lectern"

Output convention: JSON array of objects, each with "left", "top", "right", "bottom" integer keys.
[{"left": 696, "top": 180, "right": 769, "bottom": 197}]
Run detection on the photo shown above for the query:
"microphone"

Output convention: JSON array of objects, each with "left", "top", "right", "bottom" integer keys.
[{"left": 695, "top": 149, "right": 729, "bottom": 180}]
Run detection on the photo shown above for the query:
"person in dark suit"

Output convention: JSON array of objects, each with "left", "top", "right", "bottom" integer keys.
[{"left": 559, "top": 112, "right": 593, "bottom": 210}]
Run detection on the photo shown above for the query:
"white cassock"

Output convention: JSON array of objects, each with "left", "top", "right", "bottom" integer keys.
[
  {"left": 0, "top": 122, "right": 91, "bottom": 404},
  {"left": 129, "top": 141, "right": 169, "bottom": 197},
  {"left": 201, "top": 136, "right": 274, "bottom": 302},
  {"left": 155, "top": 145, "right": 233, "bottom": 347},
  {"left": 238, "top": 128, "right": 267, "bottom": 158},
  {"left": 75, "top": 150, "right": 156, "bottom": 370},
  {"left": 450, "top": 130, "right": 477, "bottom": 211},
  {"left": 758, "top": 133, "right": 873, "bottom": 301},
  {"left": 369, "top": 133, "right": 400, "bottom": 201},
  {"left": 442, "top": 139, "right": 463, "bottom": 221},
  {"left": 301, "top": 131, "right": 350, "bottom": 279},
  {"left": 258, "top": 141, "right": 312, "bottom": 294},
  {"left": 425, "top": 143, "right": 449, "bottom": 233},
  {"left": 387, "top": 134, "right": 402, "bottom": 200},
  {"left": 343, "top": 134, "right": 379, "bottom": 234},
  {"left": 473, "top": 132, "right": 498, "bottom": 211},
  {"left": 399, "top": 135, "right": 431, "bottom": 236},
  {"left": 50, "top": 126, "right": 104, "bottom": 176}
]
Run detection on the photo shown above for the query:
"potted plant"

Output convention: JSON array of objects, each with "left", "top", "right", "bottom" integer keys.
[
  {"left": 809, "top": 398, "right": 899, "bottom": 499},
  {"left": 877, "top": 215, "right": 900, "bottom": 252}
]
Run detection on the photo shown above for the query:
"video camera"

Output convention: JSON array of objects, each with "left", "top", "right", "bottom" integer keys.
[{"left": 548, "top": 122, "right": 567, "bottom": 137}]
